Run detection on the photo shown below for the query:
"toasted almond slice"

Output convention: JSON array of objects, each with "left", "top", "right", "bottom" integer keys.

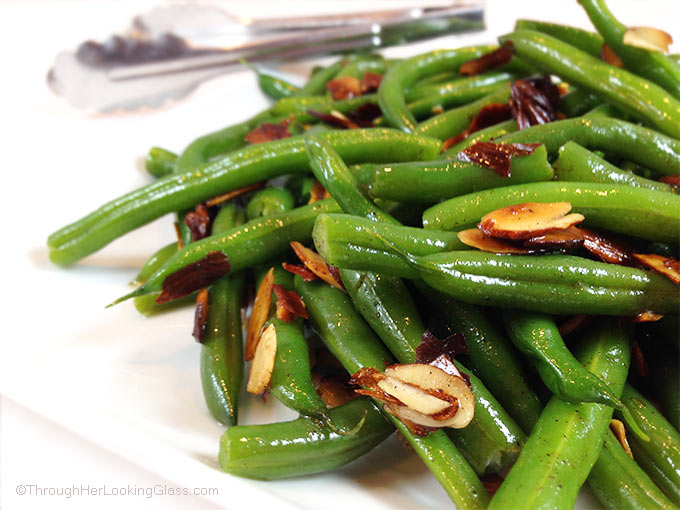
[
  {"left": 308, "top": 180, "right": 331, "bottom": 204},
  {"left": 192, "top": 288, "right": 210, "bottom": 343},
  {"left": 377, "top": 376, "right": 452, "bottom": 415},
  {"left": 581, "top": 228, "right": 634, "bottom": 266},
  {"left": 633, "top": 253, "right": 680, "bottom": 285},
  {"left": 523, "top": 225, "right": 584, "bottom": 249},
  {"left": 634, "top": 311, "right": 664, "bottom": 323},
  {"left": 610, "top": 419, "right": 634, "bottom": 459},
  {"left": 457, "top": 228, "right": 531, "bottom": 254},
  {"left": 245, "top": 267, "right": 274, "bottom": 361},
  {"left": 479, "top": 202, "right": 585, "bottom": 240},
  {"left": 290, "top": 241, "right": 345, "bottom": 290},
  {"left": 601, "top": 43, "right": 624, "bottom": 67},
  {"left": 623, "top": 26, "right": 673, "bottom": 53},
  {"left": 247, "top": 323, "right": 277, "bottom": 394},
  {"left": 326, "top": 76, "right": 362, "bottom": 100},
  {"left": 312, "top": 373, "right": 357, "bottom": 409}
]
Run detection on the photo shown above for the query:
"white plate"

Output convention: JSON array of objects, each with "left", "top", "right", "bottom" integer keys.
[{"left": 2, "top": 1, "right": 677, "bottom": 508}]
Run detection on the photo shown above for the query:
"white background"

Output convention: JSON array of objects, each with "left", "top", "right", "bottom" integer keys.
[{"left": 1, "top": 1, "right": 677, "bottom": 509}]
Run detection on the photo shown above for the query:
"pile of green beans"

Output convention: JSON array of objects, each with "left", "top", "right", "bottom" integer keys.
[{"left": 48, "top": 1, "right": 680, "bottom": 508}]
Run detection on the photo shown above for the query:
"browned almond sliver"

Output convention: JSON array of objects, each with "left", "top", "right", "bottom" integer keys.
[
  {"left": 633, "top": 253, "right": 680, "bottom": 285},
  {"left": 245, "top": 267, "right": 274, "bottom": 361},
  {"left": 290, "top": 241, "right": 345, "bottom": 290},
  {"left": 417, "top": 329, "right": 469, "bottom": 364},
  {"left": 192, "top": 288, "right": 210, "bottom": 343},
  {"left": 273, "top": 284, "right": 308, "bottom": 322},
  {"left": 479, "top": 202, "right": 585, "bottom": 241},
  {"left": 184, "top": 203, "right": 212, "bottom": 242},
  {"left": 205, "top": 182, "right": 265, "bottom": 208},
  {"left": 246, "top": 323, "right": 277, "bottom": 395},
  {"left": 580, "top": 228, "right": 635, "bottom": 266},
  {"left": 601, "top": 43, "right": 624, "bottom": 68},
  {"left": 632, "top": 341, "right": 649, "bottom": 379},
  {"left": 510, "top": 76, "right": 560, "bottom": 130},
  {"left": 523, "top": 225, "right": 584, "bottom": 249},
  {"left": 307, "top": 109, "right": 361, "bottom": 130},
  {"left": 173, "top": 221, "right": 184, "bottom": 249},
  {"left": 458, "top": 141, "right": 540, "bottom": 178},
  {"left": 623, "top": 26, "right": 673, "bottom": 53},
  {"left": 659, "top": 175, "right": 680, "bottom": 187},
  {"left": 441, "top": 103, "right": 513, "bottom": 151},
  {"left": 459, "top": 41, "right": 514, "bottom": 76},
  {"left": 326, "top": 76, "right": 362, "bottom": 100},
  {"left": 244, "top": 120, "right": 291, "bottom": 145},
  {"left": 156, "top": 252, "right": 230, "bottom": 304},
  {"left": 610, "top": 419, "right": 634, "bottom": 459},
  {"left": 634, "top": 311, "right": 664, "bottom": 323},
  {"left": 458, "top": 228, "right": 532, "bottom": 254},
  {"left": 359, "top": 72, "right": 383, "bottom": 94},
  {"left": 282, "top": 262, "right": 318, "bottom": 281},
  {"left": 312, "top": 372, "right": 358, "bottom": 409},
  {"left": 307, "top": 180, "right": 332, "bottom": 204}
]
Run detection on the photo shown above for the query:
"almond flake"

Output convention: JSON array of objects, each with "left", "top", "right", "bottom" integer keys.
[
  {"left": 184, "top": 203, "right": 211, "bottom": 242},
  {"left": 459, "top": 42, "right": 514, "bottom": 76},
  {"left": 458, "top": 141, "right": 540, "bottom": 177},
  {"left": 581, "top": 228, "right": 634, "bottom": 266},
  {"left": 290, "top": 241, "right": 345, "bottom": 290},
  {"left": 479, "top": 202, "right": 585, "bottom": 240},
  {"left": 282, "top": 262, "right": 318, "bottom": 281},
  {"left": 601, "top": 43, "right": 624, "bottom": 67},
  {"left": 244, "top": 120, "right": 291, "bottom": 145},
  {"left": 173, "top": 221, "right": 184, "bottom": 249},
  {"left": 246, "top": 323, "right": 277, "bottom": 394},
  {"left": 623, "top": 26, "right": 673, "bottom": 53},
  {"left": 156, "top": 252, "right": 230, "bottom": 304},
  {"left": 633, "top": 253, "right": 680, "bottom": 285},
  {"left": 441, "top": 103, "right": 512, "bottom": 152},
  {"left": 634, "top": 311, "right": 664, "bottom": 323},
  {"left": 308, "top": 180, "right": 331, "bottom": 204},
  {"left": 510, "top": 77, "right": 560, "bottom": 130},
  {"left": 192, "top": 288, "right": 210, "bottom": 343},
  {"left": 610, "top": 419, "right": 634, "bottom": 459},
  {"left": 245, "top": 267, "right": 274, "bottom": 361},
  {"left": 273, "top": 284, "right": 308, "bottom": 322},
  {"left": 659, "top": 175, "right": 680, "bottom": 187},
  {"left": 359, "top": 72, "right": 383, "bottom": 94},
  {"left": 312, "top": 372, "right": 357, "bottom": 409},
  {"left": 326, "top": 76, "right": 362, "bottom": 100},
  {"left": 523, "top": 225, "right": 584, "bottom": 249},
  {"left": 458, "top": 228, "right": 532, "bottom": 254}
]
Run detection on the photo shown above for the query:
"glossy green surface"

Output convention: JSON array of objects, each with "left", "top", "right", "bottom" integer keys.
[
  {"left": 271, "top": 94, "right": 378, "bottom": 124},
  {"left": 378, "top": 45, "right": 496, "bottom": 132},
  {"left": 415, "top": 85, "right": 511, "bottom": 140},
  {"left": 145, "top": 147, "right": 177, "bottom": 178},
  {"left": 514, "top": 19, "right": 604, "bottom": 57},
  {"left": 499, "top": 30, "right": 680, "bottom": 137},
  {"left": 246, "top": 187, "right": 296, "bottom": 220},
  {"left": 489, "top": 319, "right": 631, "bottom": 510},
  {"left": 589, "top": 430, "right": 677, "bottom": 510},
  {"left": 295, "top": 277, "right": 489, "bottom": 509},
  {"left": 439, "top": 119, "right": 518, "bottom": 159},
  {"left": 219, "top": 397, "right": 393, "bottom": 480},
  {"left": 579, "top": 0, "right": 680, "bottom": 99},
  {"left": 49, "top": 128, "right": 440, "bottom": 266},
  {"left": 368, "top": 144, "right": 553, "bottom": 203},
  {"left": 132, "top": 242, "right": 178, "bottom": 286},
  {"left": 423, "top": 181, "right": 680, "bottom": 243},
  {"left": 554, "top": 141, "right": 675, "bottom": 192},
  {"left": 618, "top": 384, "right": 680, "bottom": 505},
  {"left": 503, "top": 311, "right": 624, "bottom": 409}
]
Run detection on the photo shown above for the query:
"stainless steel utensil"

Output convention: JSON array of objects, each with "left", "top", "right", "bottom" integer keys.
[{"left": 47, "top": 2, "right": 484, "bottom": 113}]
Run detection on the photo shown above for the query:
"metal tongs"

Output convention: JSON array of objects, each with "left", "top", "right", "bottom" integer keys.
[{"left": 47, "top": 2, "right": 484, "bottom": 112}]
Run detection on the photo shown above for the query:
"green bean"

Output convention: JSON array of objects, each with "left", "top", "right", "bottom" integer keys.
[
  {"left": 406, "top": 71, "right": 514, "bottom": 102},
  {"left": 335, "top": 58, "right": 396, "bottom": 79},
  {"left": 415, "top": 85, "right": 511, "bottom": 140},
  {"left": 514, "top": 19, "right": 604, "bottom": 57},
  {"left": 558, "top": 89, "right": 604, "bottom": 118},
  {"left": 419, "top": 286, "right": 542, "bottom": 434},
  {"left": 579, "top": 0, "right": 680, "bottom": 99},
  {"left": 296, "top": 277, "right": 489, "bottom": 509},
  {"left": 295, "top": 58, "right": 347, "bottom": 97},
  {"left": 132, "top": 242, "right": 177, "bottom": 286},
  {"left": 257, "top": 72, "right": 300, "bottom": 100},
  {"left": 145, "top": 147, "right": 177, "bottom": 178},
  {"left": 422, "top": 181, "right": 680, "bottom": 243},
  {"left": 219, "top": 397, "right": 393, "bottom": 480},
  {"left": 554, "top": 141, "right": 675, "bottom": 193},
  {"left": 378, "top": 45, "right": 496, "bottom": 132},
  {"left": 589, "top": 430, "right": 677, "bottom": 510},
  {"left": 49, "top": 128, "right": 440, "bottom": 266},
  {"left": 271, "top": 94, "right": 378, "bottom": 124},
  {"left": 489, "top": 319, "right": 631, "bottom": 510},
  {"left": 495, "top": 117, "right": 680, "bottom": 175},
  {"left": 246, "top": 187, "right": 296, "bottom": 220},
  {"left": 438, "top": 119, "right": 518, "bottom": 159},
  {"left": 367, "top": 144, "right": 553, "bottom": 204},
  {"left": 499, "top": 30, "right": 680, "bottom": 138},
  {"left": 617, "top": 384, "right": 680, "bottom": 505}
]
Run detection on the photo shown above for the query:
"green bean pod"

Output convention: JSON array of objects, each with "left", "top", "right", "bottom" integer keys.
[
  {"left": 219, "top": 397, "right": 393, "bottom": 480},
  {"left": 422, "top": 181, "right": 680, "bottom": 243},
  {"left": 439, "top": 119, "right": 518, "bottom": 159},
  {"left": 495, "top": 117, "right": 680, "bottom": 175},
  {"left": 145, "top": 147, "right": 177, "bottom": 178},
  {"left": 406, "top": 71, "right": 514, "bottom": 103},
  {"left": 246, "top": 187, "right": 296, "bottom": 220},
  {"left": 554, "top": 141, "right": 675, "bottom": 193},
  {"left": 489, "top": 319, "right": 631, "bottom": 510},
  {"left": 503, "top": 311, "right": 625, "bottom": 410},
  {"left": 271, "top": 94, "right": 378, "bottom": 124},
  {"left": 618, "top": 384, "right": 680, "bottom": 505},
  {"left": 578, "top": 0, "right": 680, "bottom": 99},
  {"left": 415, "top": 85, "right": 512, "bottom": 140},
  {"left": 498, "top": 30, "right": 680, "bottom": 138},
  {"left": 378, "top": 45, "right": 496, "bottom": 132},
  {"left": 648, "top": 342, "right": 680, "bottom": 431},
  {"left": 368, "top": 144, "right": 553, "bottom": 204},
  {"left": 295, "top": 277, "right": 489, "bottom": 509},
  {"left": 589, "top": 430, "right": 677, "bottom": 510},
  {"left": 558, "top": 89, "right": 604, "bottom": 118},
  {"left": 419, "top": 285, "right": 542, "bottom": 434},
  {"left": 514, "top": 19, "right": 604, "bottom": 57},
  {"left": 257, "top": 72, "right": 300, "bottom": 100},
  {"left": 49, "top": 128, "right": 440, "bottom": 266}
]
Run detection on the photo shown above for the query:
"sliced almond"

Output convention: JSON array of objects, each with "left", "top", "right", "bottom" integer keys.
[
  {"left": 601, "top": 43, "right": 624, "bottom": 68},
  {"left": 273, "top": 285, "right": 308, "bottom": 322},
  {"left": 312, "top": 372, "right": 357, "bottom": 409},
  {"left": 245, "top": 267, "right": 274, "bottom": 361},
  {"left": 290, "top": 241, "right": 345, "bottom": 290},
  {"left": 634, "top": 311, "right": 664, "bottom": 323},
  {"left": 457, "top": 228, "right": 531, "bottom": 254},
  {"left": 246, "top": 323, "right": 277, "bottom": 394},
  {"left": 523, "top": 225, "right": 584, "bottom": 249},
  {"left": 623, "top": 26, "right": 673, "bottom": 53},
  {"left": 633, "top": 253, "right": 680, "bottom": 285},
  {"left": 192, "top": 288, "right": 210, "bottom": 343},
  {"left": 479, "top": 202, "right": 585, "bottom": 240},
  {"left": 377, "top": 376, "right": 453, "bottom": 416},
  {"left": 659, "top": 175, "right": 680, "bottom": 187},
  {"left": 326, "top": 76, "right": 362, "bottom": 100},
  {"left": 610, "top": 419, "right": 634, "bottom": 459},
  {"left": 581, "top": 228, "right": 634, "bottom": 266},
  {"left": 308, "top": 180, "right": 332, "bottom": 204}
]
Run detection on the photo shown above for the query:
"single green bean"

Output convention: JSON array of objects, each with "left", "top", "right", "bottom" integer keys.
[
  {"left": 514, "top": 19, "right": 604, "bottom": 57},
  {"left": 407, "top": 80, "right": 510, "bottom": 121},
  {"left": 558, "top": 89, "right": 604, "bottom": 117},
  {"left": 145, "top": 147, "right": 177, "bottom": 178},
  {"left": 406, "top": 71, "right": 514, "bottom": 102},
  {"left": 246, "top": 187, "right": 296, "bottom": 220},
  {"left": 272, "top": 94, "right": 378, "bottom": 124}
]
